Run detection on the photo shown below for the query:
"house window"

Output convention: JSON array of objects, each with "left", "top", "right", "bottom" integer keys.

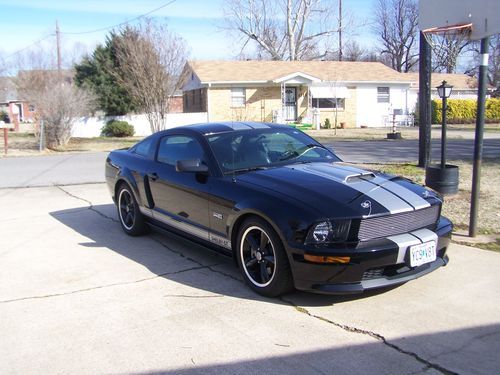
[
  {"left": 231, "top": 88, "right": 246, "bottom": 107},
  {"left": 312, "top": 98, "right": 345, "bottom": 110},
  {"left": 377, "top": 87, "right": 390, "bottom": 103},
  {"left": 183, "top": 89, "right": 206, "bottom": 112}
]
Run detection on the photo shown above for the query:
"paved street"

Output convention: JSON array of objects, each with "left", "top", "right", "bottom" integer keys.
[
  {"left": 1, "top": 138, "right": 499, "bottom": 188},
  {"left": 1, "top": 183, "right": 499, "bottom": 374},
  {"left": 330, "top": 138, "right": 500, "bottom": 163},
  {"left": 0, "top": 152, "right": 105, "bottom": 188}
]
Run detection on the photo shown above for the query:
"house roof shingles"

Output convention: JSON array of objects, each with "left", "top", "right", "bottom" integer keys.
[
  {"left": 405, "top": 72, "right": 478, "bottom": 89},
  {"left": 188, "top": 60, "right": 412, "bottom": 84}
]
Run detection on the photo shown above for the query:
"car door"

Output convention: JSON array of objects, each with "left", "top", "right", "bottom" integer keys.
[{"left": 148, "top": 134, "right": 211, "bottom": 240}]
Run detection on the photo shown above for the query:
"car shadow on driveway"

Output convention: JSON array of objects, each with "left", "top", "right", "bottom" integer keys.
[
  {"left": 121, "top": 323, "right": 500, "bottom": 375},
  {"left": 50, "top": 204, "right": 401, "bottom": 307}
]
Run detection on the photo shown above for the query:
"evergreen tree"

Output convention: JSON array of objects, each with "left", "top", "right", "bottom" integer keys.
[{"left": 74, "top": 31, "right": 137, "bottom": 116}]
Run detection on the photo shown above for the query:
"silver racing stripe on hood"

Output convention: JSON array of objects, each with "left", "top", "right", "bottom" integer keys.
[
  {"left": 287, "top": 163, "right": 417, "bottom": 214},
  {"left": 339, "top": 164, "right": 431, "bottom": 210}
]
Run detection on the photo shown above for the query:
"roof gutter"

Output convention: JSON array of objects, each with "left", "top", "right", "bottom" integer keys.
[
  {"left": 200, "top": 80, "right": 268, "bottom": 85},
  {"left": 200, "top": 80, "right": 414, "bottom": 85}
]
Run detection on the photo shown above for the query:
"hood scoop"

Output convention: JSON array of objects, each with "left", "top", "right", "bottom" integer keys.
[{"left": 344, "top": 172, "right": 376, "bottom": 183}]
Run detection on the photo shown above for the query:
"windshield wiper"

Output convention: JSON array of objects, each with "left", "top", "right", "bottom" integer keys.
[
  {"left": 228, "top": 166, "right": 268, "bottom": 174},
  {"left": 279, "top": 144, "right": 325, "bottom": 162},
  {"left": 306, "top": 143, "right": 328, "bottom": 150}
]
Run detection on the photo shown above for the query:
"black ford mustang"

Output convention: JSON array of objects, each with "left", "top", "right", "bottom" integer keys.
[{"left": 105, "top": 122, "right": 452, "bottom": 297}]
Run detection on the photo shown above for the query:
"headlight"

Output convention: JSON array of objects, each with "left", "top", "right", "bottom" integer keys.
[{"left": 305, "top": 220, "right": 350, "bottom": 244}]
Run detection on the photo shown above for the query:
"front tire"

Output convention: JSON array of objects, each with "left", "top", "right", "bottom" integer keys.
[
  {"left": 116, "top": 183, "right": 148, "bottom": 236},
  {"left": 236, "top": 217, "right": 293, "bottom": 297}
]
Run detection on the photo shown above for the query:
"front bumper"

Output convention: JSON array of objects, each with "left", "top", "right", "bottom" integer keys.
[{"left": 289, "top": 217, "right": 453, "bottom": 294}]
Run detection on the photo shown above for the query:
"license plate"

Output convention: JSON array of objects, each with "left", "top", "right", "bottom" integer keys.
[{"left": 409, "top": 241, "right": 437, "bottom": 267}]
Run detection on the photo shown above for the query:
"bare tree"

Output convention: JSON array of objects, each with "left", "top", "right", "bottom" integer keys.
[
  {"left": 223, "top": 0, "right": 340, "bottom": 60},
  {"left": 465, "top": 35, "right": 499, "bottom": 90},
  {"left": 372, "top": 0, "right": 419, "bottom": 72},
  {"left": 431, "top": 36, "right": 471, "bottom": 73},
  {"left": 114, "top": 21, "right": 188, "bottom": 132},
  {"left": 15, "top": 70, "right": 95, "bottom": 148},
  {"left": 342, "top": 40, "right": 367, "bottom": 61}
]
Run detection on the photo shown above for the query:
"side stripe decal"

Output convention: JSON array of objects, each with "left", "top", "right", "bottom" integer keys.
[{"left": 139, "top": 207, "right": 232, "bottom": 249}]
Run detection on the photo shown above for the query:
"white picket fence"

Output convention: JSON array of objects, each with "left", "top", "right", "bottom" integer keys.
[{"left": 71, "top": 112, "right": 208, "bottom": 138}]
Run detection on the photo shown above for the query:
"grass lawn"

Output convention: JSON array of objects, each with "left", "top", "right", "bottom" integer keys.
[
  {"left": 1, "top": 133, "right": 142, "bottom": 156},
  {"left": 63, "top": 136, "right": 141, "bottom": 152},
  {"left": 308, "top": 123, "right": 500, "bottom": 142}
]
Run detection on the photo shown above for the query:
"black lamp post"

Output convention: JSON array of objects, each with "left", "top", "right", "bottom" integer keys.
[
  {"left": 436, "top": 80, "right": 453, "bottom": 168},
  {"left": 425, "top": 80, "right": 459, "bottom": 195}
]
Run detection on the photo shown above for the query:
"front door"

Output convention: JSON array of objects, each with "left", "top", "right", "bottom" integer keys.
[
  {"left": 148, "top": 134, "right": 211, "bottom": 236},
  {"left": 285, "top": 87, "right": 297, "bottom": 121}
]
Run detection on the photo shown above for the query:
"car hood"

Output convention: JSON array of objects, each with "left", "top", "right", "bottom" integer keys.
[{"left": 236, "top": 162, "right": 435, "bottom": 218}]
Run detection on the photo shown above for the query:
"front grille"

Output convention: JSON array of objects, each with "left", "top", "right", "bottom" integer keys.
[{"left": 357, "top": 205, "right": 440, "bottom": 241}]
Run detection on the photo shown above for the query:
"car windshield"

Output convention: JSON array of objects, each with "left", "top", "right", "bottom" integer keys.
[{"left": 206, "top": 127, "right": 340, "bottom": 174}]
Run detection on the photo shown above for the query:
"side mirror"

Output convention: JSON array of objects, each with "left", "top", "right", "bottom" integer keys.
[{"left": 176, "top": 159, "right": 209, "bottom": 173}]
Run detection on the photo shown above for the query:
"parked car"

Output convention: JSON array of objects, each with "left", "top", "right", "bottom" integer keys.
[{"left": 105, "top": 122, "right": 452, "bottom": 297}]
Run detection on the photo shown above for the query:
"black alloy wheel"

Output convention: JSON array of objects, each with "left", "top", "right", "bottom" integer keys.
[
  {"left": 117, "top": 183, "right": 147, "bottom": 236},
  {"left": 236, "top": 217, "right": 293, "bottom": 297}
]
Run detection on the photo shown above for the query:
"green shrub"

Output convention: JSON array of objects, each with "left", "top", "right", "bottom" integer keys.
[
  {"left": 486, "top": 98, "right": 500, "bottom": 120},
  {"left": 431, "top": 98, "right": 500, "bottom": 124},
  {"left": 0, "top": 110, "right": 10, "bottom": 123},
  {"left": 101, "top": 120, "right": 135, "bottom": 137},
  {"left": 324, "top": 118, "right": 331, "bottom": 129}
]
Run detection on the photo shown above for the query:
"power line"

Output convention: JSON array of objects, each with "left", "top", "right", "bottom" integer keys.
[
  {"left": 3, "top": 34, "right": 54, "bottom": 61},
  {"left": 1, "top": 1, "right": 176, "bottom": 64},
  {"left": 59, "top": 0, "right": 176, "bottom": 35}
]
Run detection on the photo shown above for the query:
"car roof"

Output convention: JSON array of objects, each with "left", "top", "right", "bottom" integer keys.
[{"left": 161, "top": 122, "right": 292, "bottom": 136}]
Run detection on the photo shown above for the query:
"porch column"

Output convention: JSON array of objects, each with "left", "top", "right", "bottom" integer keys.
[{"left": 281, "top": 82, "right": 286, "bottom": 122}]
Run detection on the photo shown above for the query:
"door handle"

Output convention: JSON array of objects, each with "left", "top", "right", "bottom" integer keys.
[{"left": 148, "top": 172, "right": 158, "bottom": 181}]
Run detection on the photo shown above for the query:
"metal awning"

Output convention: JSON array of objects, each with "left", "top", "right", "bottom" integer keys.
[{"left": 310, "top": 86, "right": 350, "bottom": 98}]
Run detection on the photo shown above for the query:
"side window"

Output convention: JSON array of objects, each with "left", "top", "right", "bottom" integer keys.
[
  {"left": 157, "top": 135, "right": 205, "bottom": 166},
  {"left": 132, "top": 137, "right": 154, "bottom": 158},
  {"left": 377, "top": 87, "right": 390, "bottom": 103},
  {"left": 231, "top": 88, "right": 246, "bottom": 107}
]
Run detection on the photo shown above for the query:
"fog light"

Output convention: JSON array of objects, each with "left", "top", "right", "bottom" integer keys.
[{"left": 304, "top": 254, "right": 350, "bottom": 264}]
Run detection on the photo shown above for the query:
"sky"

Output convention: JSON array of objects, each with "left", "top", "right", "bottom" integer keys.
[{"left": 0, "top": 0, "right": 379, "bottom": 67}]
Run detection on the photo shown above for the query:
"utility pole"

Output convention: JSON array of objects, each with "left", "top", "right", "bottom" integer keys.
[
  {"left": 338, "top": 0, "right": 343, "bottom": 61},
  {"left": 56, "top": 20, "right": 62, "bottom": 77},
  {"left": 418, "top": 32, "right": 432, "bottom": 168}
]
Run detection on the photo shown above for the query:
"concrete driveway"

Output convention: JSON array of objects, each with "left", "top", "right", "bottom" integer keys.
[{"left": 1, "top": 183, "right": 500, "bottom": 374}]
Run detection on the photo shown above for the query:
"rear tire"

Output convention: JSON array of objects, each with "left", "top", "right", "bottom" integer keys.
[
  {"left": 116, "top": 183, "right": 148, "bottom": 236},
  {"left": 236, "top": 217, "right": 294, "bottom": 297}
]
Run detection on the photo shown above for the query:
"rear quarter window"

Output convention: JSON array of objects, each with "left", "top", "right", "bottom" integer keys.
[{"left": 131, "top": 137, "right": 155, "bottom": 158}]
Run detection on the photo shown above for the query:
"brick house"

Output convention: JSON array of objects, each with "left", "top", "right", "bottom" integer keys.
[
  {"left": 180, "top": 60, "right": 416, "bottom": 128},
  {"left": 0, "top": 77, "right": 36, "bottom": 125},
  {"left": 167, "top": 89, "right": 184, "bottom": 113}
]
